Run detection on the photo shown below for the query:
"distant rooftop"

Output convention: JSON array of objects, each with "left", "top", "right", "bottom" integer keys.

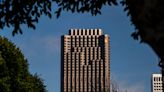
[{"left": 152, "top": 74, "right": 162, "bottom": 77}]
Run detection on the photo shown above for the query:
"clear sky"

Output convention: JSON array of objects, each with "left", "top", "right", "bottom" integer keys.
[{"left": 0, "top": 4, "right": 160, "bottom": 92}]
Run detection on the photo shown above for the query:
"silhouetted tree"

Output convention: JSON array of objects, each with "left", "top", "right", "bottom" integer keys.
[
  {"left": 121, "top": 0, "right": 164, "bottom": 63},
  {"left": 0, "top": 36, "right": 47, "bottom": 92},
  {"left": 0, "top": 0, "right": 117, "bottom": 36}
]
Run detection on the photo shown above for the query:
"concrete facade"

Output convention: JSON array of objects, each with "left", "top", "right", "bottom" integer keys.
[
  {"left": 61, "top": 29, "right": 110, "bottom": 92},
  {"left": 152, "top": 74, "right": 163, "bottom": 92}
]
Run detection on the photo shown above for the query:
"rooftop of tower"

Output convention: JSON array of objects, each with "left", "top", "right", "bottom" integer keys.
[{"left": 69, "top": 29, "right": 103, "bottom": 35}]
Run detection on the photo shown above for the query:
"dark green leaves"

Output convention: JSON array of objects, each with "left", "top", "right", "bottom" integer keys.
[{"left": 0, "top": 37, "right": 47, "bottom": 92}]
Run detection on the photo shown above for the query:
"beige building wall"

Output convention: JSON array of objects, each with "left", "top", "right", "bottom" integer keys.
[
  {"left": 61, "top": 29, "right": 110, "bottom": 92},
  {"left": 152, "top": 74, "right": 163, "bottom": 92}
]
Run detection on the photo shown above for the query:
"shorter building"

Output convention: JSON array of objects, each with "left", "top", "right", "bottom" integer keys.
[{"left": 152, "top": 74, "right": 162, "bottom": 92}]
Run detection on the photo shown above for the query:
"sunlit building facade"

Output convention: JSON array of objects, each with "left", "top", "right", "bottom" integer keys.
[
  {"left": 152, "top": 74, "right": 163, "bottom": 92},
  {"left": 61, "top": 29, "right": 110, "bottom": 92}
]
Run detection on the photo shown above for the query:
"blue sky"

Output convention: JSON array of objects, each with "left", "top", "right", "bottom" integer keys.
[{"left": 0, "top": 4, "right": 160, "bottom": 92}]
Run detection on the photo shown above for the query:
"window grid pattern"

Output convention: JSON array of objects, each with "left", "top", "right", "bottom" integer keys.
[
  {"left": 152, "top": 74, "right": 163, "bottom": 92},
  {"left": 61, "top": 29, "right": 110, "bottom": 92}
]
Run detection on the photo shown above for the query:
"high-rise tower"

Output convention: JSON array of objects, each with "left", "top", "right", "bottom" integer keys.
[{"left": 61, "top": 29, "right": 110, "bottom": 92}]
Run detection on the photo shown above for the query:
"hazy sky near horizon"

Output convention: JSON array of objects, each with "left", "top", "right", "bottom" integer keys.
[{"left": 0, "top": 4, "right": 160, "bottom": 92}]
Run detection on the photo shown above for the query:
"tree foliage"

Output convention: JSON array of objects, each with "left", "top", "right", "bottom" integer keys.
[
  {"left": 121, "top": 0, "right": 164, "bottom": 61},
  {"left": 0, "top": 36, "right": 47, "bottom": 92},
  {"left": 0, "top": 0, "right": 117, "bottom": 36},
  {"left": 55, "top": 0, "right": 117, "bottom": 18},
  {"left": 0, "top": 0, "right": 53, "bottom": 36}
]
